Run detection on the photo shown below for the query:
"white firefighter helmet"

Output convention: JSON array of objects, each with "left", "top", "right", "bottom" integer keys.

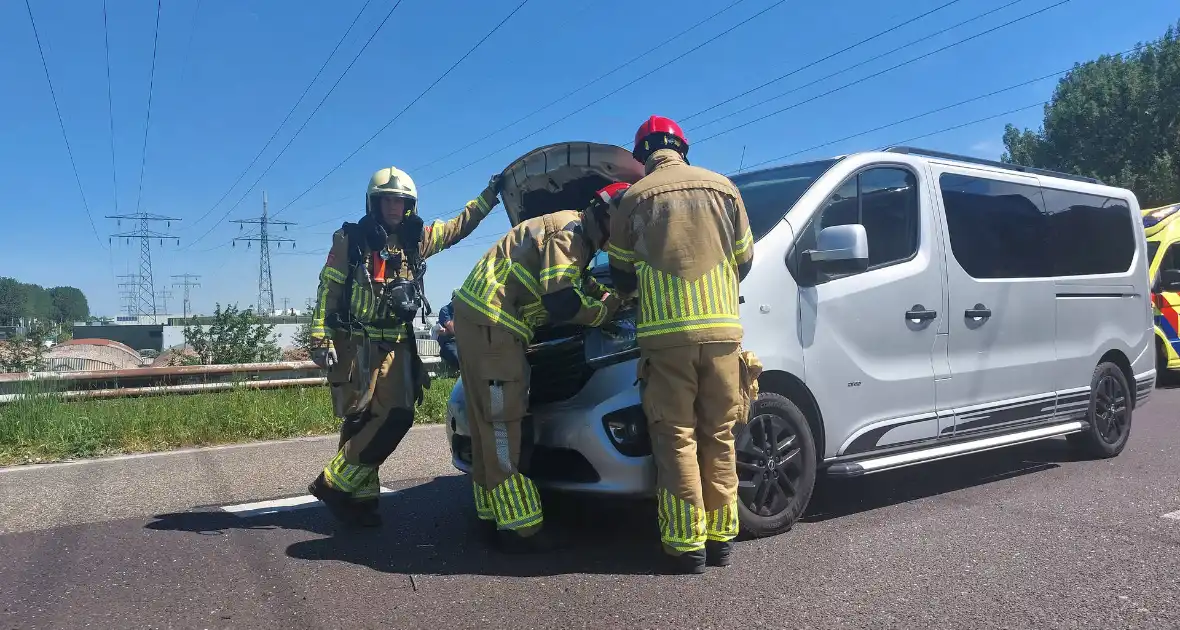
[{"left": 367, "top": 166, "right": 418, "bottom": 215}]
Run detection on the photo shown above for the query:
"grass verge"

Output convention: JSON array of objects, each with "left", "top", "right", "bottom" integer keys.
[{"left": 0, "top": 378, "right": 456, "bottom": 466}]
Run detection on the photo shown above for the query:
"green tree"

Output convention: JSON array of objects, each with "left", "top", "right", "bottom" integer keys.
[
  {"left": 48, "top": 286, "right": 89, "bottom": 323},
  {"left": 0, "top": 278, "right": 25, "bottom": 326},
  {"left": 1002, "top": 21, "right": 1180, "bottom": 207},
  {"left": 0, "top": 321, "right": 53, "bottom": 373},
  {"left": 180, "top": 303, "right": 281, "bottom": 365},
  {"left": 21, "top": 283, "right": 51, "bottom": 322}
]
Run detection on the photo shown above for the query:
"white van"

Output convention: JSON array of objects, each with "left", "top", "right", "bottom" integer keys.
[{"left": 445, "top": 143, "right": 1157, "bottom": 538}]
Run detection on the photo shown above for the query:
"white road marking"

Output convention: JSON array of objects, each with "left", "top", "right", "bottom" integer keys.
[
  {"left": 222, "top": 487, "right": 397, "bottom": 517},
  {"left": 1162, "top": 510, "right": 1180, "bottom": 521}
]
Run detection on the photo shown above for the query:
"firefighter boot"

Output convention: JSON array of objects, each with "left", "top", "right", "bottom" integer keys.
[
  {"left": 663, "top": 549, "right": 707, "bottom": 575},
  {"left": 706, "top": 541, "right": 733, "bottom": 567},
  {"left": 308, "top": 472, "right": 367, "bottom": 527}
]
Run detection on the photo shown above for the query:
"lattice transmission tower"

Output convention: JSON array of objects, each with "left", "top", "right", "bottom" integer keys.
[
  {"left": 232, "top": 192, "right": 294, "bottom": 315},
  {"left": 107, "top": 213, "right": 180, "bottom": 319}
]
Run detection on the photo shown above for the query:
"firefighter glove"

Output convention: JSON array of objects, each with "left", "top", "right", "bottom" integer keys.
[
  {"left": 312, "top": 345, "right": 338, "bottom": 370},
  {"left": 480, "top": 175, "right": 503, "bottom": 210}
]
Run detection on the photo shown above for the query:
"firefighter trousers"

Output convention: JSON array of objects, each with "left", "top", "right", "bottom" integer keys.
[
  {"left": 638, "top": 342, "right": 743, "bottom": 555},
  {"left": 321, "top": 339, "right": 421, "bottom": 502},
  {"left": 453, "top": 313, "right": 542, "bottom": 538},
  {"left": 326, "top": 332, "right": 359, "bottom": 420}
]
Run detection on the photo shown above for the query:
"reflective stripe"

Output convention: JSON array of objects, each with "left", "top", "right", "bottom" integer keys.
[
  {"left": 635, "top": 260, "right": 742, "bottom": 339},
  {"left": 457, "top": 256, "right": 534, "bottom": 340},
  {"left": 353, "top": 472, "right": 380, "bottom": 500},
  {"left": 657, "top": 488, "right": 705, "bottom": 552},
  {"left": 733, "top": 226, "right": 753, "bottom": 259},
  {"left": 428, "top": 220, "right": 446, "bottom": 253},
  {"left": 705, "top": 501, "right": 739, "bottom": 542},
  {"left": 323, "top": 449, "right": 376, "bottom": 494},
  {"left": 473, "top": 483, "right": 495, "bottom": 521},
  {"left": 539, "top": 264, "right": 579, "bottom": 283},
  {"left": 491, "top": 472, "right": 543, "bottom": 531},
  {"left": 511, "top": 263, "right": 542, "bottom": 299},
  {"left": 474, "top": 195, "right": 490, "bottom": 214},
  {"left": 605, "top": 242, "right": 635, "bottom": 264}
]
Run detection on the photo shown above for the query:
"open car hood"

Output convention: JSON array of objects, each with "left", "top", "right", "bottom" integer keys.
[{"left": 499, "top": 142, "right": 645, "bottom": 227}]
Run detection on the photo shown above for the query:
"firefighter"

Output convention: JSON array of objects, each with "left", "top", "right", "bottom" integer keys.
[
  {"left": 452, "top": 183, "right": 628, "bottom": 553},
  {"left": 308, "top": 166, "right": 503, "bottom": 527},
  {"left": 607, "top": 116, "right": 755, "bottom": 574}
]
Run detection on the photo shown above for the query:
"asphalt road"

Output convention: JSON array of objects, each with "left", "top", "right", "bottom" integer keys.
[{"left": 2, "top": 389, "right": 1179, "bottom": 630}]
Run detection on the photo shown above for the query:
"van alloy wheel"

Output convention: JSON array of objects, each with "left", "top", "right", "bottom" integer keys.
[
  {"left": 736, "top": 413, "right": 805, "bottom": 517},
  {"left": 1094, "top": 373, "right": 1129, "bottom": 445}
]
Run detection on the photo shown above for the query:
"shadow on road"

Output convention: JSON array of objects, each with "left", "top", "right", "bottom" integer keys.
[
  {"left": 145, "top": 438, "right": 1083, "bottom": 577},
  {"left": 146, "top": 475, "right": 669, "bottom": 577},
  {"left": 802, "top": 438, "right": 1077, "bottom": 523}
]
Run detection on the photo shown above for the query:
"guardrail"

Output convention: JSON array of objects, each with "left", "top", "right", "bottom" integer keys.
[{"left": 0, "top": 352, "right": 447, "bottom": 403}]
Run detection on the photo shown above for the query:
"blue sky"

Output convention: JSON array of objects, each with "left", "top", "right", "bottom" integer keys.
[{"left": 1, "top": 0, "right": 1176, "bottom": 318}]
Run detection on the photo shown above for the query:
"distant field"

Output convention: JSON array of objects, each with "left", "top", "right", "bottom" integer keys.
[{"left": 0, "top": 378, "right": 456, "bottom": 466}]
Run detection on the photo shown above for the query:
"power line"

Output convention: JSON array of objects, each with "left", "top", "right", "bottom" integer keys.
[
  {"left": 408, "top": 0, "right": 754, "bottom": 174},
  {"left": 103, "top": 0, "right": 118, "bottom": 216},
  {"left": 183, "top": 0, "right": 406, "bottom": 248},
  {"left": 693, "top": 0, "right": 1071, "bottom": 145},
  {"left": 22, "top": 0, "right": 103, "bottom": 248},
  {"left": 688, "top": 0, "right": 1029, "bottom": 133},
  {"left": 134, "top": 0, "right": 163, "bottom": 215},
  {"left": 185, "top": 0, "right": 375, "bottom": 229},
  {"left": 678, "top": 0, "right": 967, "bottom": 125},
  {"left": 272, "top": 0, "right": 534, "bottom": 219},
  {"left": 178, "top": 0, "right": 202, "bottom": 87},
  {"left": 729, "top": 42, "right": 1149, "bottom": 173},
  {"left": 412, "top": 0, "right": 791, "bottom": 212}
]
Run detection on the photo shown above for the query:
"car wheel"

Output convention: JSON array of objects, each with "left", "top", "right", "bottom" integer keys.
[
  {"left": 1069, "top": 362, "right": 1133, "bottom": 459},
  {"left": 734, "top": 393, "right": 817, "bottom": 538}
]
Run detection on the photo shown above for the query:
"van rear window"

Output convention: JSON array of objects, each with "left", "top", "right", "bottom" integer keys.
[{"left": 938, "top": 173, "right": 1136, "bottom": 279}]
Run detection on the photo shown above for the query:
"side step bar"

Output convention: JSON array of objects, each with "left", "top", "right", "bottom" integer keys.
[{"left": 825, "top": 421, "right": 1086, "bottom": 478}]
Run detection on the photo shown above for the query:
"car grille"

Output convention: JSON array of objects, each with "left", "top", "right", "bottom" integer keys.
[{"left": 526, "top": 326, "right": 595, "bottom": 405}]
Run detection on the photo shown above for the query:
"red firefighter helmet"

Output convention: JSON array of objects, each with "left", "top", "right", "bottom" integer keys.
[
  {"left": 633, "top": 115, "right": 688, "bottom": 164},
  {"left": 595, "top": 182, "right": 631, "bottom": 206}
]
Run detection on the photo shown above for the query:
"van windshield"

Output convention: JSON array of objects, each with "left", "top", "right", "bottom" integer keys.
[{"left": 731, "top": 158, "right": 842, "bottom": 241}]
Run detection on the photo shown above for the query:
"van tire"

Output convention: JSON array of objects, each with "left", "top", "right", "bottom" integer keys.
[
  {"left": 1069, "top": 362, "right": 1133, "bottom": 459},
  {"left": 734, "top": 393, "right": 817, "bottom": 539}
]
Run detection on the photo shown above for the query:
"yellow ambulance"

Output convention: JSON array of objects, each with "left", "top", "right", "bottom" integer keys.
[{"left": 1144, "top": 202, "right": 1180, "bottom": 377}]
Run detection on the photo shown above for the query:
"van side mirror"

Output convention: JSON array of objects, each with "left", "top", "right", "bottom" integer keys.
[
  {"left": 802, "top": 224, "right": 870, "bottom": 280},
  {"left": 1160, "top": 269, "right": 1180, "bottom": 292}
]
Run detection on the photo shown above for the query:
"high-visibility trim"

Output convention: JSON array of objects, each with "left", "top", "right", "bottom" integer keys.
[
  {"left": 428, "top": 220, "right": 446, "bottom": 253},
  {"left": 634, "top": 260, "right": 742, "bottom": 339},
  {"left": 657, "top": 488, "right": 706, "bottom": 552},
  {"left": 512, "top": 263, "right": 543, "bottom": 299},
  {"left": 521, "top": 300, "right": 548, "bottom": 327},
  {"left": 605, "top": 242, "right": 635, "bottom": 264},
  {"left": 323, "top": 450, "right": 376, "bottom": 494},
  {"left": 455, "top": 289, "right": 533, "bottom": 341},
  {"left": 705, "top": 501, "right": 739, "bottom": 542},
  {"left": 491, "top": 473, "right": 543, "bottom": 531},
  {"left": 473, "top": 483, "right": 495, "bottom": 521},
  {"left": 734, "top": 227, "right": 753, "bottom": 258},
  {"left": 474, "top": 196, "right": 490, "bottom": 214},
  {"left": 577, "top": 288, "right": 608, "bottom": 327},
  {"left": 458, "top": 255, "right": 536, "bottom": 341},
  {"left": 353, "top": 473, "right": 380, "bottom": 500},
  {"left": 320, "top": 266, "right": 347, "bottom": 284},
  {"left": 539, "top": 264, "right": 579, "bottom": 283}
]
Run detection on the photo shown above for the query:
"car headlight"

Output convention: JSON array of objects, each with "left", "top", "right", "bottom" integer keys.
[
  {"left": 583, "top": 307, "right": 638, "bottom": 368},
  {"left": 602, "top": 405, "right": 651, "bottom": 457}
]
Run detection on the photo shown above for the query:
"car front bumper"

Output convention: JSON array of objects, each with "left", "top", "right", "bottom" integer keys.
[{"left": 445, "top": 358, "right": 656, "bottom": 497}]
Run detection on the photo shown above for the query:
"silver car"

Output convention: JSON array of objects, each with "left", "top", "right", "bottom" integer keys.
[{"left": 447, "top": 141, "right": 1156, "bottom": 538}]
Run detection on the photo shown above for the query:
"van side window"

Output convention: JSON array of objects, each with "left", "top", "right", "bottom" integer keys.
[
  {"left": 1042, "top": 189, "right": 1135, "bottom": 276},
  {"left": 1162, "top": 244, "right": 1180, "bottom": 276},
  {"left": 940, "top": 174, "right": 1051, "bottom": 278},
  {"left": 940, "top": 174, "right": 1137, "bottom": 279},
  {"left": 796, "top": 167, "right": 920, "bottom": 274}
]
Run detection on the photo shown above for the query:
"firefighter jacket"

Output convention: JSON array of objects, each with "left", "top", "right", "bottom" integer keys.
[
  {"left": 454, "top": 209, "right": 617, "bottom": 343},
  {"left": 606, "top": 149, "right": 754, "bottom": 350},
  {"left": 311, "top": 194, "right": 497, "bottom": 345}
]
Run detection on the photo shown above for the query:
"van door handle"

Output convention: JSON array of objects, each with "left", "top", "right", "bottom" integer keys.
[
  {"left": 965, "top": 304, "right": 992, "bottom": 319},
  {"left": 905, "top": 306, "right": 937, "bottom": 322}
]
